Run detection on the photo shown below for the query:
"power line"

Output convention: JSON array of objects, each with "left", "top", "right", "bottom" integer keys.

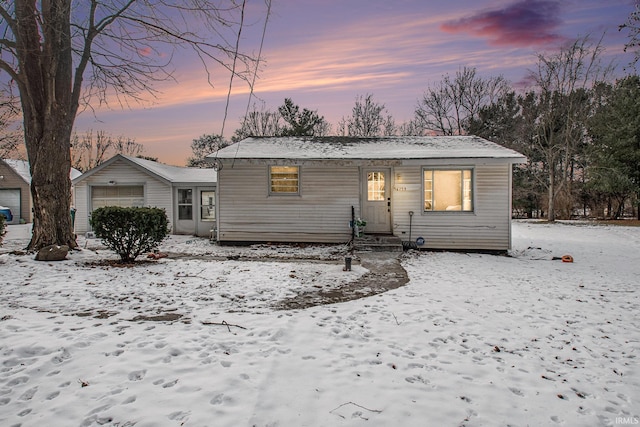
[
  {"left": 232, "top": 0, "right": 272, "bottom": 168},
  {"left": 219, "top": 0, "right": 247, "bottom": 142}
]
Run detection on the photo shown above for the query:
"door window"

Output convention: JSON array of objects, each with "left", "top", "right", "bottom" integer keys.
[
  {"left": 200, "top": 190, "right": 215, "bottom": 221},
  {"left": 367, "top": 172, "right": 385, "bottom": 201},
  {"left": 178, "top": 189, "right": 193, "bottom": 220}
]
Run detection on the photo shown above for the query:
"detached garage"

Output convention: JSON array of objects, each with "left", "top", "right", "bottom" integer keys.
[
  {"left": 0, "top": 159, "right": 82, "bottom": 225},
  {"left": 73, "top": 154, "right": 218, "bottom": 237},
  {"left": 0, "top": 159, "right": 81, "bottom": 225},
  {"left": 0, "top": 159, "right": 30, "bottom": 224}
]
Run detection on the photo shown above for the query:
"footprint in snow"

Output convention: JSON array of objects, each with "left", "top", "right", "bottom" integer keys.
[
  {"left": 128, "top": 370, "right": 146, "bottom": 381},
  {"left": 18, "top": 408, "right": 32, "bottom": 417},
  {"left": 19, "top": 386, "right": 38, "bottom": 401},
  {"left": 7, "top": 376, "right": 30, "bottom": 387},
  {"left": 168, "top": 411, "right": 190, "bottom": 421},
  {"left": 122, "top": 395, "right": 136, "bottom": 404},
  {"left": 162, "top": 379, "right": 178, "bottom": 388},
  {"left": 46, "top": 391, "right": 60, "bottom": 400},
  {"left": 509, "top": 387, "right": 524, "bottom": 397},
  {"left": 210, "top": 393, "right": 233, "bottom": 405}
]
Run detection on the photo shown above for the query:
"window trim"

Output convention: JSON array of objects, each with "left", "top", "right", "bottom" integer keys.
[
  {"left": 177, "top": 188, "right": 194, "bottom": 220},
  {"left": 422, "top": 167, "right": 474, "bottom": 213},
  {"left": 268, "top": 165, "right": 300, "bottom": 196}
]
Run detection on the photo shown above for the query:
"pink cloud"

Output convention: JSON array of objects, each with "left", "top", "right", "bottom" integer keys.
[
  {"left": 138, "top": 46, "right": 153, "bottom": 57},
  {"left": 440, "top": 0, "right": 565, "bottom": 47}
]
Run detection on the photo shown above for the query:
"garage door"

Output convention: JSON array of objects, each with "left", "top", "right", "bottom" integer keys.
[
  {"left": 91, "top": 186, "right": 144, "bottom": 209},
  {"left": 0, "top": 189, "right": 20, "bottom": 224}
]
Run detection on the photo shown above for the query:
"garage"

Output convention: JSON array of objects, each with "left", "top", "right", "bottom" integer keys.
[
  {"left": 73, "top": 154, "right": 217, "bottom": 236},
  {"left": 0, "top": 189, "right": 20, "bottom": 224}
]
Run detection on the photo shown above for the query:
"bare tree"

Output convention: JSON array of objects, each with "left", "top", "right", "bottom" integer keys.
[
  {"left": 187, "top": 134, "right": 229, "bottom": 168},
  {"left": 620, "top": 2, "right": 640, "bottom": 70},
  {"left": 529, "top": 35, "right": 612, "bottom": 221},
  {"left": 232, "top": 102, "right": 282, "bottom": 141},
  {"left": 0, "top": 1, "right": 256, "bottom": 250},
  {"left": 415, "top": 67, "right": 509, "bottom": 136},
  {"left": 338, "top": 94, "right": 395, "bottom": 137},
  {"left": 397, "top": 119, "right": 425, "bottom": 136},
  {"left": 71, "top": 130, "right": 144, "bottom": 172}
]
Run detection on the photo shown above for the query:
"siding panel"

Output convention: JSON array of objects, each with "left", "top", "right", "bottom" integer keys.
[{"left": 218, "top": 164, "right": 360, "bottom": 243}]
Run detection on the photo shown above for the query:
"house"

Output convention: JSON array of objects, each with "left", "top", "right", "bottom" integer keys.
[
  {"left": 209, "top": 136, "right": 526, "bottom": 251},
  {"left": 0, "top": 158, "right": 82, "bottom": 225},
  {"left": 72, "top": 154, "right": 217, "bottom": 237}
]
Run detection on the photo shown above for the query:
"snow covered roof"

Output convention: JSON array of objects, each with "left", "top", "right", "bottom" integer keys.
[
  {"left": 2, "top": 158, "right": 82, "bottom": 183},
  {"left": 122, "top": 155, "right": 217, "bottom": 183},
  {"left": 1, "top": 159, "right": 31, "bottom": 183},
  {"left": 210, "top": 136, "right": 527, "bottom": 162},
  {"left": 73, "top": 154, "right": 216, "bottom": 184}
]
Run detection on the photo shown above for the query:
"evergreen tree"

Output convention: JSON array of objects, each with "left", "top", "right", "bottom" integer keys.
[
  {"left": 278, "top": 98, "right": 329, "bottom": 136},
  {"left": 587, "top": 76, "right": 640, "bottom": 219}
]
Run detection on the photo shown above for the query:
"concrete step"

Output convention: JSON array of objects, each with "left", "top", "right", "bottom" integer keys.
[{"left": 353, "top": 234, "right": 404, "bottom": 252}]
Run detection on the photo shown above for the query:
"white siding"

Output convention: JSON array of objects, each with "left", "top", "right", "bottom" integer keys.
[
  {"left": 218, "top": 159, "right": 515, "bottom": 250},
  {"left": 73, "top": 159, "right": 172, "bottom": 234},
  {"left": 218, "top": 164, "right": 360, "bottom": 243},
  {"left": 391, "top": 162, "right": 513, "bottom": 251}
]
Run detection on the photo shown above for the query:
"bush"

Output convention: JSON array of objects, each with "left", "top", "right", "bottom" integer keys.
[
  {"left": 0, "top": 214, "right": 5, "bottom": 246},
  {"left": 90, "top": 206, "right": 169, "bottom": 262}
]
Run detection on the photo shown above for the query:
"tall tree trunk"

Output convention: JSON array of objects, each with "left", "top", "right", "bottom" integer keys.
[
  {"left": 16, "top": 0, "right": 77, "bottom": 250},
  {"left": 548, "top": 167, "right": 556, "bottom": 222},
  {"left": 25, "top": 114, "right": 75, "bottom": 249}
]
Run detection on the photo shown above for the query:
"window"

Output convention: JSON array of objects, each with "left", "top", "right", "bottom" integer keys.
[
  {"left": 92, "top": 186, "right": 144, "bottom": 209},
  {"left": 178, "top": 189, "right": 193, "bottom": 220},
  {"left": 423, "top": 169, "right": 473, "bottom": 212},
  {"left": 367, "top": 172, "right": 386, "bottom": 201},
  {"left": 200, "top": 190, "right": 215, "bottom": 222},
  {"left": 270, "top": 166, "right": 299, "bottom": 194}
]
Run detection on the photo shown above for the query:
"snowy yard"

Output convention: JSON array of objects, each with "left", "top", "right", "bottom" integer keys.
[{"left": 0, "top": 221, "right": 638, "bottom": 426}]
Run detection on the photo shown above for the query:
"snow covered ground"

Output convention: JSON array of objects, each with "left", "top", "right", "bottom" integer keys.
[{"left": 0, "top": 221, "right": 638, "bottom": 427}]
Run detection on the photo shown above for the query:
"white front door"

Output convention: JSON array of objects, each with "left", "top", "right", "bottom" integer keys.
[
  {"left": 361, "top": 168, "right": 391, "bottom": 234},
  {"left": 197, "top": 188, "right": 216, "bottom": 237},
  {"left": 174, "top": 187, "right": 195, "bottom": 234}
]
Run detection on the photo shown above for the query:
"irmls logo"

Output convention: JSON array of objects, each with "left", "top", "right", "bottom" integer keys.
[{"left": 616, "top": 417, "right": 640, "bottom": 425}]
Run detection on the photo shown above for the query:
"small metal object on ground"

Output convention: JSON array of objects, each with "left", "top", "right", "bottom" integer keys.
[{"left": 344, "top": 256, "right": 352, "bottom": 271}]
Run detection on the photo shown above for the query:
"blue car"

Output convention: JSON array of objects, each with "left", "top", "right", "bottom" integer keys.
[{"left": 0, "top": 206, "right": 13, "bottom": 222}]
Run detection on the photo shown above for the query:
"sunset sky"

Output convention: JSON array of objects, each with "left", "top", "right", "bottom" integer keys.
[{"left": 74, "top": 0, "right": 638, "bottom": 166}]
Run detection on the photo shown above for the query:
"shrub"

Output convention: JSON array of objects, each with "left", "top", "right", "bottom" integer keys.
[
  {"left": 0, "top": 214, "right": 5, "bottom": 246},
  {"left": 90, "top": 206, "right": 169, "bottom": 262}
]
